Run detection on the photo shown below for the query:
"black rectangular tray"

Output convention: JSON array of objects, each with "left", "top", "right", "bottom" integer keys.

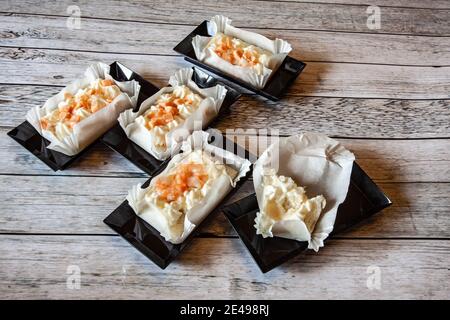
[
  {"left": 7, "top": 61, "right": 150, "bottom": 171},
  {"left": 101, "top": 67, "right": 241, "bottom": 175},
  {"left": 173, "top": 21, "right": 306, "bottom": 101},
  {"left": 103, "top": 132, "right": 252, "bottom": 269},
  {"left": 223, "top": 162, "right": 392, "bottom": 273}
]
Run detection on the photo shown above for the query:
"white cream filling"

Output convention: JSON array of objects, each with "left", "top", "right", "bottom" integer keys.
[
  {"left": 134, "top": 85, "right": 203, "bottom": 151},
  {"left": 255, "top": 174, "right": 326, "bottom": 239},
  {"left": 139, "top": 150, "right": 237, "bottom": 241},
  {"left": 206, "top": 33, "right": 273, "bottom": 75},
  {"left": 40, "top": 79, "right": 121, "bottom": 140}
]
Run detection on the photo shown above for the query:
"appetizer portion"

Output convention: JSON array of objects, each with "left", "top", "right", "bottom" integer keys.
[
  {"left": 119, "top": 68, "right": 227, "bottom": 161},
  {"left": 192, "top": 15, "right": 292, "bottom": 89},
  {"left": 140, "top": 150, "right": 236, "bottom": 241},
  {"left": 255, "top": 173, "right": 326, "bottom": 241},
  {"left": 206, "top": 33, "right": 272, "bottom": 76},
  {"left": 127, "top": 130, "right": 251, "bottom": 244},
  {"left": 253, "top": 133, "right": 355, "bottom": 251},
  {"left": 39, "top": 79, "right": 121, "bottom": 140},
  {"left": 134, "top": 85, "right": 203, "bottom": 150},
  {"left": 26, "top": 62, "right": 140, "bottom": 156}
]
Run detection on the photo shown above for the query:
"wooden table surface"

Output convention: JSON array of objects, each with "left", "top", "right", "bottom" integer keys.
[{"left": 1, "top": 0, "right": 449, "bottom": 300}]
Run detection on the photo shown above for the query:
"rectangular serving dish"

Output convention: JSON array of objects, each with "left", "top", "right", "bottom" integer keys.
[
  {"left": 104, "top": 131, "right": 252, "bottom": 269},
  {"left": 223, "top": 162, "right": 392, "bottom": 273},
  {"left": 7, "top": 61, "right": 149, "bottom": 171},
  {"left": 173, "top": 21, "right": 306, "bottom": 101},
  {"left": 101, "top": 67, "right": 241, "bottom": 176}
]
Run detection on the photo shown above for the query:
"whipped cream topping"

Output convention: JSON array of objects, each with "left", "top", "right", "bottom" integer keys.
[
  {"left": 134, "top": 85, "right": 203, "bottom": 150},
  {"left": 255, "top": 174, "right": 326, "bottom": 239},
  {"left": 142, "top": 150, "right": 236, "bottom": 239},
  {"left": 39, "top": 79, "right": 121, "bottom": 140},
  {"left": 207, "top": 33, "right": 272, "bottom": 75}
]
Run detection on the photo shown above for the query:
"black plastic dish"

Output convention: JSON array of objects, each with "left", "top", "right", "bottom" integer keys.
[
  {"left": 103, "top": 132, "right": 252, "bottom": 269},
  {"left": 222, "top": 162, "right": 392, "bottom": 273},
  {"left": 100, "top": 67, "right": 241, "bottom": 175},
  {"left": 7, "top": 61, "right": 150, "bottom": 171},
  {"left": 173, "top": 20, "right": 306, "bottom": 101}
]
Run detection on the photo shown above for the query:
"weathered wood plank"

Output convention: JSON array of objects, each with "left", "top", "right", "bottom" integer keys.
[
  {"left": 207, "top": 182, "right": 450, "bottom": 239},
  {"left": 279, "top": 0, "right": 450, "bottom": 9},
  {"left": 217, "top": 98, "right": 450, "bottom": 138},
  {"left": 0, "top": 235, "right": 448, "bottom": 299},
  {"left": 1, "top": 0, "right": 449, "bottom": 36},
  {"left": 2, "top": 85, "right": 449, "bottom": 139},
  {"left": 1, "top": 133, "right": 146, "bottom": 178},
  {"left": 228, "top": 135, "right": 450, "bottom": 183},
  {"left": 1, "top": 48, "right": 449, "bottom": 99},
  {"left": 2, "top": 124, "right": 450, "bottom": 180},
  {"left": 1, "top": 174, "right": 449, "bottom": 238},
  {"left": 1, "top": 13, "right": 449, "bottom": 66}
]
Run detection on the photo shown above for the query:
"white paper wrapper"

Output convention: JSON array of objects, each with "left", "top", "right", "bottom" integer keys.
[
  {"left": 192, "top": 15, "right": 292, "bottom": 89},
  {"left": 118, "top": 68, "right": 227, "bottom": 161},
  {"left": 26, "top": 62, "right": 140, "bottom": 156},
  {"left": 127, "top": 130, "right": 251, "bottom": 244},
  {"left": 253, "top": 132, "right": 355, "bottom": 251}
]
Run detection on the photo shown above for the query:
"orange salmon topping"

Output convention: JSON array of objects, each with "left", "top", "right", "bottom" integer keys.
[
  {"left": 145, "top": 95, "right": 194, "bottom": 130},
  {"left": 213, "top": 35, "right": 260, "bottom": 67},
  {"left": 101, "top": 79, "right": 114, "bottom": 86},
  {"left": 155, "top": 163, "right": 208, "bottom": 203},
  {"left": 40, "top": 79, "right": 120, "bottom": 134}
]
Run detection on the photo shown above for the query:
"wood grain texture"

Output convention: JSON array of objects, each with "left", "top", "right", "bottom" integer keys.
[
  {"left": 2, "top": 125, "right": 450, "bottom": 179},
  {"left": 1, "top": 13, "right": 449, "bottom": 66},
  {"left": 277, "top": 0, "right": 450, "bottom": 9},
  {"left": 216, "top": 98, "right": 450, "bottom": 138},
  {"left": 2, "top": 85, "right": 449, "bottom": 138},
  {"left": 1, "top": 0, "right": 449, "bottom": 36},
  {"left": 1, "top": 0, "right": 449, "bottom": 300},
  {"left": 1, "top": 174, "right": 449, "bottom": 238},
  {"left": 0, "top": 235, "right": 448, "bottom": 299},
  {"left": 1, "top": 48, "right": 449, "bottom": 100}
]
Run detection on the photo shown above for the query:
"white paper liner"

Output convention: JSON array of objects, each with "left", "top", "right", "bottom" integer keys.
[
  {"left": 253, "top": 132, "right": 355, "bottom": 251},
  {"left": 127, "top": 130, "right": 251, "bottom": 244},
  {"left": 26, "top": 62, "right": 140, "bottom": 156},
  {"left": 192, "top": 15, "right": 292, "bottom": 89},
  {"left": 118, "top": 68, "right": 227, "bottom": 161}
]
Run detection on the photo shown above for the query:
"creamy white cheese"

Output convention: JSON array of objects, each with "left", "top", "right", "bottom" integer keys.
[
  {"left": 134, "top": 85, "right": 203, "bottom": 151},
  {"left": 40, "top": 79, "right": 121, "bottom": 140},
  {"left": 254, "top": 174, "right": 326, "bottom": 240},
  {"left": 140, "top": 150, "right": 237, "bottom": 241},
  {"left": 206, "top": 33, "right": 273, "bottom": 75}
]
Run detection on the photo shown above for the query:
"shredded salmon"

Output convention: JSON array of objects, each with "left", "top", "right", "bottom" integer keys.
[
  {"left": 101, "top": 79, "right": 114, "bottom": 86},
  {"left": 155, "top": 163, "right": 208, "bottom": 203},
  {"left": 213, "top": 35, "right": 260, "bottom": 67},
  {"left": 40, "top": 79, "right": 119, "bottom": 134},
  {"left": 144, "top": 95, "right": 194, "bottom": 130},
  {"left": 39, "top": 118, "right": 49, "bottom": 130}
]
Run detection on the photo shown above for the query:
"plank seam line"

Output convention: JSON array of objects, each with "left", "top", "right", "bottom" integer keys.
[
  {"left": 1, "top": 11, "right": 449, "bottom": 38},
  {"left": 2, "top": 125, "right": 450, "bottom": 140},
  {"left": 2, "top": 45, "right": 449, "bottom": 68},
  {"left": 0, "top": 233, "right": 449, "bottom": 241},
  {"left": 223, "top": 133, "right": 450, "bottom": 140},
  {"left": 0, "top": 173, "right": 149, "bottom": 178},
  {"left": 252, "top": 0, "right": 450, "bottom": 10},
  {"left": 0, "top": 173, "right": 448, "bottom": 184},
  {"left": 1, "top": 86, "right": 449, "bottom": 101}
]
